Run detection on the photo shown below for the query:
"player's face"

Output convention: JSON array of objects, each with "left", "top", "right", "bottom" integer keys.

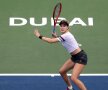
[{"left": 60, "top": 24, "right": 69, "bottom": 33}]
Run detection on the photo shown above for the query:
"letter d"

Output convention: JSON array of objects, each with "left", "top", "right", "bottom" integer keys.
[{"left": 9, "top": 17, "right": 27, "bottom": 26}]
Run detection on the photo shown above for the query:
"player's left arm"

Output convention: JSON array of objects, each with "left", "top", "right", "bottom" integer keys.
[{"left": 34, "top": 30, "right": 59, "bottom": 43}]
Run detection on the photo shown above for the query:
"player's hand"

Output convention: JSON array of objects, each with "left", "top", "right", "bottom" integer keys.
[
  {"left": 34, "top": 29, "right": 41, "bottom": 38},
  {"left": 52, "top": 32, "right": 57, "bottom": 38}
]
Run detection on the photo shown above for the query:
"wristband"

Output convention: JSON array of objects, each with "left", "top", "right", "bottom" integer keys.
[{"left": 39, "top": 35, "right": 43, "bottom": 39}]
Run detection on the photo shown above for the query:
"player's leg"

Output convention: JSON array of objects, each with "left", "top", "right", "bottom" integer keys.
[
  {"left": 71, "top": 63, "right": 87, "bottom": 90},
  {"left": 59, "top": 58, "right": 75, "bottom": 89}
]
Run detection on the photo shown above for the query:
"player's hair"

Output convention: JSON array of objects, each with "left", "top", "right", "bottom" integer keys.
[{"left": 59, "top": 20, "right": 69, "bottom": 26}]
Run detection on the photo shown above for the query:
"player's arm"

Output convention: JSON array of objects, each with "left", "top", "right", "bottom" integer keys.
[
  {"left": 52, "top": 32, "right": 58, "bottom": 38},
  {"left": 34, "top": 30, "right": 59, "bottom": 43}
]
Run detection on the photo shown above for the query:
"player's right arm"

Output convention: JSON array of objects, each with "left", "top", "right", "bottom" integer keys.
[{"left": 34, "top": 30, "right": 59, "bottom": 43}]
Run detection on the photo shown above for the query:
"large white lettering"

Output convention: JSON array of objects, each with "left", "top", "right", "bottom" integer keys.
[
  {"left": 9, "top": 17, "right": 94, "bottom": 26},
  {"left": 30, "top": 17, "right": 47, "bottom": 26},
  {"left": 9, "top": 17, "right": 27, "bottom": 26}
]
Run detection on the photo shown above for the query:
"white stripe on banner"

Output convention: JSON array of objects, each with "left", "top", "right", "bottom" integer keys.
[{"left": 0, "top": 73, "right": 108, "bottom": 76}]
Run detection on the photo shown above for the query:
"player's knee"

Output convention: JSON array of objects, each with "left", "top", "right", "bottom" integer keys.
[
  {"left": 59, "top": 69, "right": 66, "bottom": 75},
  {"left": 71, "top": 76, "right": 77, "bottom": 82},
  {"left": 59, "top": 69, "right": 63, "bottom": 74}
]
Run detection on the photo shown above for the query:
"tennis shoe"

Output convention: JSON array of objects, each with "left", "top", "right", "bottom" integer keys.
[{"left": 66, "top": 87, "right": 75, "bottom": 90}]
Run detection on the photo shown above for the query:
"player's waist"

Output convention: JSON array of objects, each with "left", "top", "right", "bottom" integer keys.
[{"left": 70, "top": 48, "right": 81, "bottom": 55}]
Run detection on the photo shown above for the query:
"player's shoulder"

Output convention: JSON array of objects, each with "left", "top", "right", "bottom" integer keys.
[
  {"left": 60, "top": 32, "right": 72, "bottom": 40},
  {"left": 62, "top": 31, "right": 73, "bottom": 37},
  {"left": 61, "top": 31, "right": 70, "bottom": 36}
]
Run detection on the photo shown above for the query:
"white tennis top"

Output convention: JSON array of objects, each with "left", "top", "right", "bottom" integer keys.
[{"left": 57, "top": 31, "right": 79, "bottom": 53}]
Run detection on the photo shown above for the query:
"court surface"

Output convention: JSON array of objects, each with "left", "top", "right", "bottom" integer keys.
[
  {"left": 0, "top": 0, "right": 108, "bottom": 73},
  {"left": 0, "top": 0, "right": 108, "bottom": 90},
  {"left": 0, "top": 74, "right": 108, "bottom": 90}
]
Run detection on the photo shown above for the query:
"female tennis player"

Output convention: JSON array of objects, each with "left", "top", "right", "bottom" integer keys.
[{"left": 34, "top": 20, "right": 88, "bottom": 90}]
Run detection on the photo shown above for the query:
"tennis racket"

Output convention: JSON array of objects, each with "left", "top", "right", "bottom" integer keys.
[{"left": 52, "top": 2, "right": 62, "bottom": 33}]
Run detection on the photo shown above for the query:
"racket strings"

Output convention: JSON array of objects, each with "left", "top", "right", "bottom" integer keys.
[{"left": 54, "top": 4, "right": 61, "bottom": 18}]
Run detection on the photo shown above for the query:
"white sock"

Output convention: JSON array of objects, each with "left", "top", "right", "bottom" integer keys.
[{"left": 68, "top": 85, "right": 73, "bottom": 89}]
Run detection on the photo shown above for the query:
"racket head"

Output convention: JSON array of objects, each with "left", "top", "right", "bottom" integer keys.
[{"left": 52, "top": 2, "right": 62, "bottom": 33}]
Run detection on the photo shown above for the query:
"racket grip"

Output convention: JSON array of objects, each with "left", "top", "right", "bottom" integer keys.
[
  {"left": 52, "top": 28, "right": 57, "bottom": 38},
  {"left": 52, "top": 27, "right": 56, "bottom": 33}
]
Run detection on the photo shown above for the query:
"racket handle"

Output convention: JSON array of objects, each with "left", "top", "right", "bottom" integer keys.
[
  {"left": 52, "top": 27, "right": 56, "bottom": 33},
  {"left": 52, "top": 27, "right": 57, "bottom": 37},
  {"left": 53, "top": 30, "right": 55, "bottom": 33}
]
